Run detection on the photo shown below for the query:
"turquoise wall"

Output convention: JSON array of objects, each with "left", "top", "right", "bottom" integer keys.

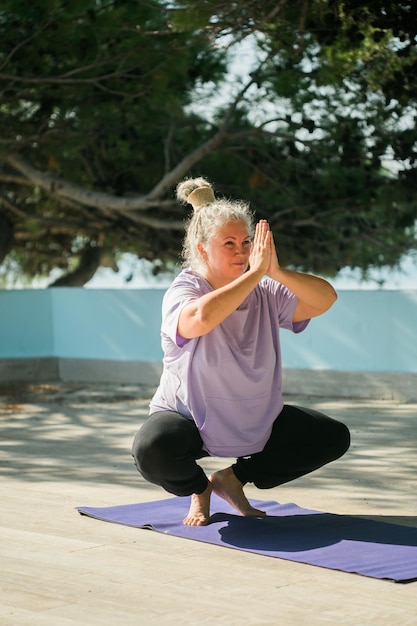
[
  {"left": 51, "top": 289, "right": 163, "bottom": 361},
  {"left": 280, "top": 289, "right": 417, "bottom": 373},
  {"left": 1, "top": 288, "right": 416, "bottom": 373},
  {"left": 0, "top": 288, "right": 163, "bottom": 362},
  {"left": 1, "top": 289, "right": 55, "bottom": 357}
]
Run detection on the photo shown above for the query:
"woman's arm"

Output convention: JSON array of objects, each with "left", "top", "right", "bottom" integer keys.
[
  {"left": 270, "top": 268, "right": 337, "bottom": 321},
  {"left": 266, "top": 231, "right": 337, "bottom": 322},
  {"left": 177, "top": 267, "right": 265, "bottom": 338}
]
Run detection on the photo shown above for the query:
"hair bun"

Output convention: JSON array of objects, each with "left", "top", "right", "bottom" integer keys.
[{"left": 176, "top": 177, "right": 215, "bottom": 210}]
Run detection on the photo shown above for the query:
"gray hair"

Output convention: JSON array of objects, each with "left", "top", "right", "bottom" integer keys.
[{"left": 177, "top": 177, "right": 254, "bottom": 272}]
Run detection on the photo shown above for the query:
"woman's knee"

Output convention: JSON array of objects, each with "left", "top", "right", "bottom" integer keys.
[
  {"left": 332, "top": 420, "right": 351, "bottom": 459},
  {"left": 132, "top": 411, "right": 202, "bottom": 478},
  {"left": 132, "top": 420, "right": 170, "bottom": 476},
  {"left": 299, "top": 406, "right": 351, "bottom": 459}
]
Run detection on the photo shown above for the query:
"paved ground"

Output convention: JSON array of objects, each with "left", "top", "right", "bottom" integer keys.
[{"left": 1, "top": 382, "right": 416, "bottom": 625}]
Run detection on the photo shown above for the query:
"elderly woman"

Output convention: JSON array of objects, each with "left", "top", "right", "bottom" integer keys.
[{"left": 132, "top": 177, "right": 350, "bottom": 526}]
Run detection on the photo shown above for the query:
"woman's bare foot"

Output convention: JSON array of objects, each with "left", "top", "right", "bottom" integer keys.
[
  {"left": 183, "top": 482, "right": 212, "bottom": 526},
  {"left": 209, "top": 467, "right": 266, "bottom": 517}
]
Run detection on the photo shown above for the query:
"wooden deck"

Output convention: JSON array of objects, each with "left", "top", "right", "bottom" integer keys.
[{"left": 1, "top": 383, "right": 416, "bottom": 625}]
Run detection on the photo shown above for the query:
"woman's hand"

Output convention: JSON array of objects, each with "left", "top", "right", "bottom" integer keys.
[
  {"left": 251, "top": 220, "right": 280, "bottom": 279},
  {"left": 249, "top": 220, "right": 271, "bottom": 275},
  {"left": 266, "top": 229, "right": 280, "bottom": 278}
]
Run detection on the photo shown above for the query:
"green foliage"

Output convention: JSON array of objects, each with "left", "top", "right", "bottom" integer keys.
[
  {"left": 0, "top": 0, "right": 227, "bottom": 276},
  {"left": 0, "top": 0, "right": 416, "bottom": 283}
]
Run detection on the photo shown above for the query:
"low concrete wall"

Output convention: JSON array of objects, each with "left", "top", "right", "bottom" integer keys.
[
  {"left": 0, "top": 357, "right": 162, "bottom": 387},
  {"left": 1, "top": 287, "right": 417, "bottom": 399},
  {"left": 2, "top": 358, "right": 416, "bottom": 402},
  {"left": 0, "top": 287, "right": 162, "bottom": 361},
  {"left": 282, "top": 369, "right": 417, "bottom": 403}
]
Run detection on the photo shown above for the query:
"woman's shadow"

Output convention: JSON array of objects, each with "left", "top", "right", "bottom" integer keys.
[{"left": 209, "top": 509, "right": 417, "bottom": 553}]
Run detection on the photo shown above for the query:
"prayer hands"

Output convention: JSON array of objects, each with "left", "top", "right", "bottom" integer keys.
[{"left": 250, "top": 220, "right": 280, "bottom": 277}]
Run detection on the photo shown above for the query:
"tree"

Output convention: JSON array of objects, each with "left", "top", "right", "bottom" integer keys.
[
  {"left": 0, "top": 0, "right": 416, "bottom": 285},
  {"left": 0, "top": 0, "right": 227, "bottom": 282}
]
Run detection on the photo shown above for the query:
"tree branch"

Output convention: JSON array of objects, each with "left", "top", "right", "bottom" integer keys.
[
  {"left": 147, "top": 77, "right": 258, "bottom": 199},
  {"left": 4, "top": 154, "right": 177, "bottom": 212},
  {"left": 0, "top": 174, "right": 185, "bottom": 236},
  {"left": 0, "top": 191, "right": 100, "bottom": 229},
  {"left": 0, "top": 19, "right": 55, "bottom": 72}
]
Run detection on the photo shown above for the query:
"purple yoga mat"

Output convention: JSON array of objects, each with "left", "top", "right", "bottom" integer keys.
[{"left": 77, "top": 495, "right": 417, "bottom": 583}]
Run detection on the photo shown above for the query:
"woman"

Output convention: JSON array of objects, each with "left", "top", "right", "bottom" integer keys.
[{"left": 132, "top": 177, "right": 350, "bottom": 526}]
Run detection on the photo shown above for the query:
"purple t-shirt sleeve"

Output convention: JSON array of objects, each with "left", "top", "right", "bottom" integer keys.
[
  {"left": 161, "top": 276, "right": 203, "bottom": 348},
  {"left": 261, "top": 277, "right": 310, "bottom": 334}
]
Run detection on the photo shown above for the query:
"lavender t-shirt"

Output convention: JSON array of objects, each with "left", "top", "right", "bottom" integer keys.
[{"left": 149, "top": 269, "right": 309, "bottom": 457}]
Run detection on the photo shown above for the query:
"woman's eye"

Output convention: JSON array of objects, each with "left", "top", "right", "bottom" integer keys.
[{"left": 224, "top": 240, "right": 250, "bottom": 248}]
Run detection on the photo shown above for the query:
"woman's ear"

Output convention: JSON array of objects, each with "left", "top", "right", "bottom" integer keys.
[{"left": 197, "top": 242, "right": 207, "bottom": 260}]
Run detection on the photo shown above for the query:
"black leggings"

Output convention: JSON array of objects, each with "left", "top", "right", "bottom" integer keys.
[{"left": 132, "top": 405, "right": 350, "bottom": 496}]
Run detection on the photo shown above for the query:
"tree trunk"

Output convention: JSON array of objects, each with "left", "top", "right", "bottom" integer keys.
[
  {"left": 48, "top": 245, "right": 118, "bottom": 287},
  {"left": 0, "top": 214, "right": 14, "bottom": 264}
]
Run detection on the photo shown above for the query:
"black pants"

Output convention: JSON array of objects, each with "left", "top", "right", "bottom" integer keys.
[{"left": 132, "top": 405, "right": 350, "bottom": 496}]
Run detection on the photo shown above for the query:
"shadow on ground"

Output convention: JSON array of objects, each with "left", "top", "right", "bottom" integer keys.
[{"left": 1, "top": 383, "right": 416, "bottom": 518}]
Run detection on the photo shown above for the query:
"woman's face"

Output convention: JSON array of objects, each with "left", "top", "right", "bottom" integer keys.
[{"left": 199, "top": 220, "right": 251, "bottom": 288}]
